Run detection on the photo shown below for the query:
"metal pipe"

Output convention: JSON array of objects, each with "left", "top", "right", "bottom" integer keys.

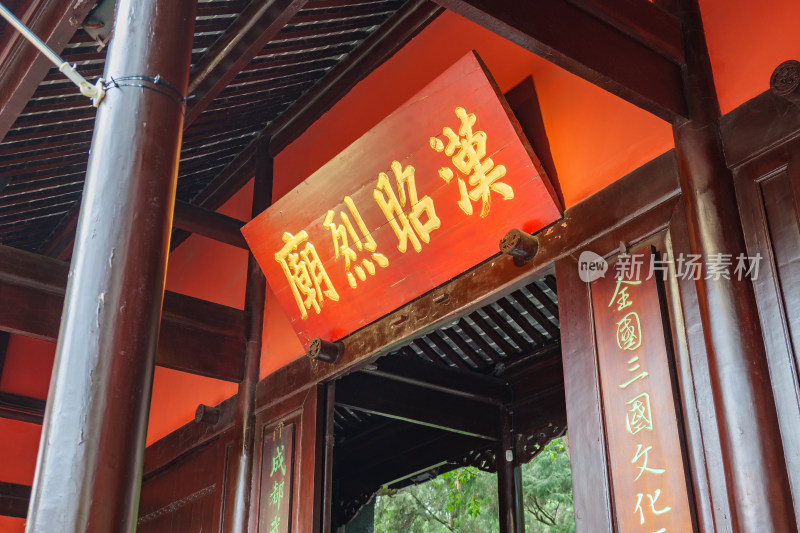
[{"left": 0, "top": 1, "right": 105, "bottom": 105}]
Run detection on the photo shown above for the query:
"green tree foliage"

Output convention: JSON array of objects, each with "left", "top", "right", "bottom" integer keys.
[{"left": 374, "top": 437, "right": 575, "bottom": 532}]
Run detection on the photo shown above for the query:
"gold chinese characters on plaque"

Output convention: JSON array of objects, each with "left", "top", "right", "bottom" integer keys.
[{"left": 242, "top": 51, "right": 561, "bottom": 347}]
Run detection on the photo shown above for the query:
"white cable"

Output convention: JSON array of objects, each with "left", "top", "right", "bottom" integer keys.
[{"left": 0, "top": 2, "right": 105, "bottom": 106}]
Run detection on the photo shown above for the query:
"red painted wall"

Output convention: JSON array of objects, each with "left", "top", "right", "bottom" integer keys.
[{"left": 701, "top": 0, "right": 800, "bottom": 114}]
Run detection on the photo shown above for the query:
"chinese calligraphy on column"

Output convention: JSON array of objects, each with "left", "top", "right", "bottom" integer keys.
[
  {"left": 590, "top": 248, "right": 694, "bottom": 533},
  {"left": 258, "top": 424, "right": 294, "bottom": 533}
]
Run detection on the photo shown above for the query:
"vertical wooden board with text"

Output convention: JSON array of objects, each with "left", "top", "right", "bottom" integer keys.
[
  {"left": 591, "top": 248, "right": 694, "bottom": 533},
  {"left": 242, "top": 51, "right": 561, "bottom": 347},
  {"left": 258, "top": 424, "right": 295, "bottom": 533}
]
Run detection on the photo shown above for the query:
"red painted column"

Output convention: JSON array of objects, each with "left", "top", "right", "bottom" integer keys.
[
  {"left": 224, "top": 143, "right": 272, "bottom": 533},
  {"left": 25, "top": 0, "right": 196, "bottom": 531},
  {"left": 665, "top": 0, "right": 796, "bottom": 529}
]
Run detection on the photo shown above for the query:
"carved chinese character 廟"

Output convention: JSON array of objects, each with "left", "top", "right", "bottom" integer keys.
[{"left": 275, "top": 231, "right": 339, "bottom": 320}]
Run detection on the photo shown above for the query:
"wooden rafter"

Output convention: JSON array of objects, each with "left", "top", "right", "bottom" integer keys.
[
  {"left": 184, "top": 0, "right": 309, "bottom": 127},
  {"left": 187, "top": 0, "right": 442, "bottom": 224},
  {"left": 433, "top": 0, "right": 688, "bottom": 121},
  {"left": 266, "top": 0, "right": 444, "bottom": 154},
  {"left": 0, "top": 0, "right": 97, "bottom": 143},
  {"left": 0, "top": 245, "right": 247, "bottom": 382}
]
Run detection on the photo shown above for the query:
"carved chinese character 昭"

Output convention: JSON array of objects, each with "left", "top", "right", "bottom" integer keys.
[
  {"left": 323, "top": 196, "right": 389, "bottom": 288},
  {"left": 430, "top": 107, "right": 513, "bottom": 217},
  {"left": 631, "top": 444, "right": 666, "bottom": 481},
  {"left": 374, "top": 161, "right": 441, "bottom": 253},
  {"left": 634, "top": 489, "right": 672, "bottom": 525},
  {"left": 626, "top": 392, "right": 653, "bottom": 435},
  {"left": 275, "top": 231, "right": 339, "bottom": 320}
]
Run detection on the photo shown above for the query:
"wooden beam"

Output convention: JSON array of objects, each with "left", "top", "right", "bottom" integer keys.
[
  {"left": 41, "top": 197, "right": 249, "bottom": 260},
  {"left": 335, "top": 371, "right": 501, "bottom": 439},
  {"left": 369, "top": 355, "right": 511, "bottom": 405},
  {"left": 184, "top": 0, "right": 309, "bottom": 127},
  {"left": 172, "top": 200, "right": 247, "bottom": 249},
  {"left": 266, "top": 0, "right": 443, "bottom": 155},
  {"left": 0, "top": 245, "right": 246, "bottom": 382},
  {"left": 0, "top": 391, "right": 45, "bottom": 424},
  {"left": 0, "top": 482, "right": 30, "bottom": 518},
  {"left": 566, "top": 0, "right": 684, "bottom": 63},
  {"left": 336, "top": 421, "right": 488, "bottom": 502},
  {"left": 0, "top": 0, "right": 97, "bottom": 143},
  {"left": 433, "top": 0, "right": 687, "bottom": 121}
]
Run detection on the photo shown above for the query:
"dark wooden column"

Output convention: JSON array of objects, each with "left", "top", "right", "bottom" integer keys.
[
  {"left": 665, "top": 0, "right": 796, "bottom": 529},
  {"left": 25, "top": 0, "right": 196, "bottom": 531},
  {"left": 497, "top": 410, "right": 524, "bottom": 533},
  {"left": 223, "top": 143, "right": 272, "bottom": 533}
]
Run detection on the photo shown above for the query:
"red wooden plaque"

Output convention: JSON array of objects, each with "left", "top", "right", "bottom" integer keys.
[
  {"left": 591, "top": 248, "right": 694, "bottom": 533},
  {"left": 242, "top": 51, "right": 561, "bottom": 347}
]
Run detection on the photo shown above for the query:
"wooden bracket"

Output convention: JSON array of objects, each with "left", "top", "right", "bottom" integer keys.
[
  {"left": 500, "top": 229, "right": 539, "bottom": 266},
  {"left": 771, "top": 60, "right": 800, "bottom": 107},
  {"left": 307, "top": 338, "right": 343, "bottom": 364}
]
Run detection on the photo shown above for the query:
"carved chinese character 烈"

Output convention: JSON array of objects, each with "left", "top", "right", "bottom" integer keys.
[{"left": 323, "top": 196, "right": 389, "bottom": 288}]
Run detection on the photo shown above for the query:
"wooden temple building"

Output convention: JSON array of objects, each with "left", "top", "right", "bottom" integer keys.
[{"left": 1, "top": 0, "right": 800, "bottom": 531}]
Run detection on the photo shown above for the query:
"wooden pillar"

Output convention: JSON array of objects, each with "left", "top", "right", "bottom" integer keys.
[
  {"left": 666, "top": 0, "right": 796, "bottom": 529},
  {"left": 24, "top": 0, "right": 196, "bottom": 530},
  {"left": 497, "top": 410, "right": 524, "bottom": 533},
  {"left": 224, "top": 143, "right": 272, "bottom": 533}
]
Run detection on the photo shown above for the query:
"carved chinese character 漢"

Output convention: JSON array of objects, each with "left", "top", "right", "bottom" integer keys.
[
  {"left": 323, "top": 196, "right": 389, "bottom": 288},
  {"left": 374, "top": 161, "right": 441, "bottom": 253},
  {"left": 430, "top": 107, "right": 513, "bottom": 217},
  {"left": 275, "top": 231, "right": 339, "bottom": 320}
]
